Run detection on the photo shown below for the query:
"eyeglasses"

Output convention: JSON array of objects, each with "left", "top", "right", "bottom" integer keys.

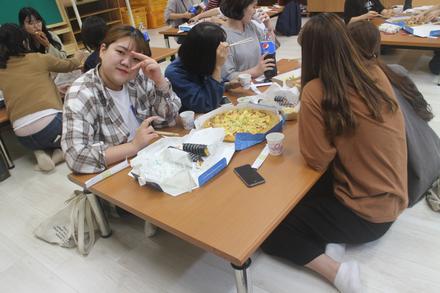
[{"left": 25, "top": 19, "right": 42, "bottom": 26}]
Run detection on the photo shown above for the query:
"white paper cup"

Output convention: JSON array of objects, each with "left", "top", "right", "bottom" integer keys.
[
  {"left": 238, "top": 73, "right": 252, "bottom": 89},
  {"left": 180, "top": 111, "right": 195, "bottom": 130},
  {"left": 266, "top": 132, "right": 285, "bottom": 156}
]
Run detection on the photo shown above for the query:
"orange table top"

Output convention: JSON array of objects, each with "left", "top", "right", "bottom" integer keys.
[
  {"left": 373, "top": 18, "right": 440, "bottom": 49},
  {"left": 68, "top": 59, "right": 323, "bottom": 267}
]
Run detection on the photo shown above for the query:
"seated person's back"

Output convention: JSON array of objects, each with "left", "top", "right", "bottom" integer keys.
[{"left": 0, "top": 24, "right": 82, "bottom": 172}]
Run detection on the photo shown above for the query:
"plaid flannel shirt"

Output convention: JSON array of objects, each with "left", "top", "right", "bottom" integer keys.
[{"left": 62, "top": 66, "right": 181, "bottom": 173}]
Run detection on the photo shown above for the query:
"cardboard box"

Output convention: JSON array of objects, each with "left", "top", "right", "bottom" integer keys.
[
  {"left": 403, "top": 24, "right": 440, "bottom": 37},
  {"left": 194, "top": 104, "right": 284, "bottom": 151},
  {"left": 386, "top": 17, "right": 440, "bottom": 37},
  {"left": 272, "top": 68, "right": 301, "bottom": 88},
  {"left": 130, "top": 129, "right": 235, "bottom": 196}
]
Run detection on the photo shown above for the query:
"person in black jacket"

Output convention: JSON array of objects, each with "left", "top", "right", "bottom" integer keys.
[
  {"left": 81, "top": 16, "right": 107, "bottom": 73},
  {"left": 344, "top": 0, "right": 392, "bottom": 24}
]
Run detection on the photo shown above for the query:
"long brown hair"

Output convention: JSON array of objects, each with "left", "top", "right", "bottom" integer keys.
[
  {"left": 347, "top": 20, "right": 433, "bottom": 121},
  {"left": 299, "top": 13, "right": 398, "bottom": 138}
]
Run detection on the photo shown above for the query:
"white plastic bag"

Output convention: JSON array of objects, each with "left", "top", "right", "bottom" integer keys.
[{"left": 34, "top": 190, "right": 97, "bottom": 255}]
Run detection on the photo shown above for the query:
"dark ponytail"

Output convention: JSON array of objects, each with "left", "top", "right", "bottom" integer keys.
[
  {"left": 0, "top": 23, "right": 30, "bottom": 69},
  {"left": 379, "top": 63, "right": 433, "bottom": 121}
]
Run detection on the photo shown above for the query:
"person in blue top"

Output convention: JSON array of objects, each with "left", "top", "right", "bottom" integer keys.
[{"left": 165, "top": 22, "right": 229, "bottom": 113}]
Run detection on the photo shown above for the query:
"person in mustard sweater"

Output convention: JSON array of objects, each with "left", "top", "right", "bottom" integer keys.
[
  {"left": 261, "top": 14, "right": 408, "bottom": 293},
  {"left": 0, "top": 24, "right": 83, "bottom": 172}
]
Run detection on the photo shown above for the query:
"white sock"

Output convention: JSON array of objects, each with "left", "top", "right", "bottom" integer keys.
[
  {"left": 326, "top": 243, "right": 346, "bottom": 262},
  {"left": 51, "top": 148, "right": 65, "bottom": 165},
  {"left": 33, "top": 150, "right": 55, "bottom": 172},
  {"left": 334, "top": 261, "right": 362, "bottom": 293}
]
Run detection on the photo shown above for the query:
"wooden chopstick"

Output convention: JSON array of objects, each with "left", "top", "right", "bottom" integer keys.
[
  {"left": 228, "top": 37, "right": 254, "bottom": 48},
  {"left": 155, "top": 130, "right": 180, "bottom": 137}
]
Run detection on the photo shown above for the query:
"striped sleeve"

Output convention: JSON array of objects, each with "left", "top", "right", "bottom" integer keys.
[{"left": 61, "top": 81, "right": 108, "bottom": 173}]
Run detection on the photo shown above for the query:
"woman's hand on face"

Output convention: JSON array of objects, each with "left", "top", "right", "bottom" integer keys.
[
  {"left": 34, "top": 31, "right": 50, "bottom": 48},
  {"left": 130, "top": 51, "right": 167, "bottom": 87},
  {"left": 215, "top": 42, "right": 229, "bottom": 68},
  {"left": 131, "top": 116, "right": 160, "bottom": 151}
]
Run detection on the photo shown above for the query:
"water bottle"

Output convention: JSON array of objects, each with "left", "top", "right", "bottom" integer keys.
[
  {"left": 138, "top": 22, "right": 150, "bottom": 42},
  {"left": 259, "top": 28, "right": 277, "bottom": 80}
]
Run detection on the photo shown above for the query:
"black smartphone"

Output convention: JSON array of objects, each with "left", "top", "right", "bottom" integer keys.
[
  {"left": 221, "top": 96, "right": 232, "bottom": 105},
  {"left": 234, "top": 164, "right": 265, "bottom": 187}
]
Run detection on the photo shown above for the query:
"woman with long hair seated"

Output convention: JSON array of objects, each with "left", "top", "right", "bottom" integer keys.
[
  {"left": 0, "top": 24, "right": 83, "bottom": 171},
  {"left": 61, "top": 25, "right": 181, "bottom": 174},
  {"left": 165, "top": 22, "right": 228, "bottom": 113},
  {"left": 347, "top": 20, "right": 439, "bottom": 207},
  {"left": 19, "top": 7, "right": 66, "bottom": 59},
  {"left": 261, "top": 14, "right": 408, "bottom": 293}
]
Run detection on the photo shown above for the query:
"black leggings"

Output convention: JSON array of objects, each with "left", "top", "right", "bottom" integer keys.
[{"left": 261, "top": 171, "right": 393, "bottom": 266}]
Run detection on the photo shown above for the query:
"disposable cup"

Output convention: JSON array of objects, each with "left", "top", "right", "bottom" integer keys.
[
  {"left": 180, "top": 111, "right": 195, "bottom": 130},
  {"left": 238, "top": 73, "right": 252, "bottom": 89},
  {"left": 266, "top": 132, "right": 285, "bottom": 156}
]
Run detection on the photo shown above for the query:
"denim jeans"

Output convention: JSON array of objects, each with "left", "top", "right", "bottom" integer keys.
[{"left": 17, "top": 112, "right": 62, "bottom": 150}]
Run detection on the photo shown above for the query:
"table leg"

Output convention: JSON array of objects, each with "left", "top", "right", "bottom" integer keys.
[
  {"left": 164, "top": 36, "right": 171, "bottom": 48},
  {"left": 231, "top": 258, "right": 253, "bottom": 293},
  {"left": 85, "top": 191, "right": 112, "bottom": 238},
  {"left": 0, "top": 134, "right": 14, "bottom": 169},
  {"left": 144, "top": 220, "right": 158, "bottom": 237}
]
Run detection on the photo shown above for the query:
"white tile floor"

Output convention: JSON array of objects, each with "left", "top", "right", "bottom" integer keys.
[{"left": 0, "top": 18, "right": 439, "bottom": 293}]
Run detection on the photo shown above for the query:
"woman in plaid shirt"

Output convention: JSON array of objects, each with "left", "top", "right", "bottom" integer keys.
[{"left": 62, "top": 25, "right": 181, "bottom": 173}]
